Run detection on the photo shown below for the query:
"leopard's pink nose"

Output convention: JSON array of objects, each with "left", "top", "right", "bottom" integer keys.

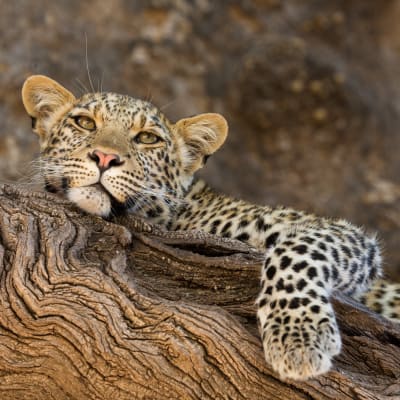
[{"left": 89, "top": 150, "right": 123, "bottom": 171}]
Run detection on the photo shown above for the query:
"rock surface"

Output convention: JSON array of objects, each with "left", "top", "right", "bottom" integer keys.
[{"left": 0, "top": 0, "right": 399, "bottom": 279}]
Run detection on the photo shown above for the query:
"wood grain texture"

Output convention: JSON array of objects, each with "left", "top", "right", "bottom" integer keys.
[{"left": 0, "top": 184, "right": 398, "bottom": 399}]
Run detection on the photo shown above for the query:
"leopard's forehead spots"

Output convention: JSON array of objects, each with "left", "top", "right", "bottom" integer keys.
[{"left": 73, "top": 93, "right": 171, "bottom": 135}]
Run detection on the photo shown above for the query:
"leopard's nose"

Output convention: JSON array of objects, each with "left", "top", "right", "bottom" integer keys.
[{"left": 89, "top": 150, "right": 124, "bottom": 171}]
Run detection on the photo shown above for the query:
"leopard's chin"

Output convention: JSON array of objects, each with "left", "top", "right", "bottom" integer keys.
[{"left": 67, "top": 185, "right": 112, "bottom": 217}]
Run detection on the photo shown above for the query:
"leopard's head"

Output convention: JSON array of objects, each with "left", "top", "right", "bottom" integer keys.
[{"left": 22, "top": 75, "right": 227, "bottom": 222}]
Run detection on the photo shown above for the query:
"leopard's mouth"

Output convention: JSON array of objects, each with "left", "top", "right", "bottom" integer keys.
[
  {"left": 62, "top": 183, "right": 127, "bottom": 218},
  {"left": 45, "top": 176, "right": 135, "bottom": 217},
  {"left": 91, "top": 182, "right": 110, "bottom": 196},
  {"left": 91, "top": 183, "right": 132, "bottom": 216}
]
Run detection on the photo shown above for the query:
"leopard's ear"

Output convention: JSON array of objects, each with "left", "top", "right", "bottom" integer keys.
[
  {"left": 175, "top": 113, "right": 228, "bottom": 174},
  {"left": 22, "top": 75, "right": 76, "bottom": 136}
]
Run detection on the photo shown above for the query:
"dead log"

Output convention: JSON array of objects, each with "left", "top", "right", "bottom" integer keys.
[{"left": 0, "top": 183, "right": 398, "bottom": 400}]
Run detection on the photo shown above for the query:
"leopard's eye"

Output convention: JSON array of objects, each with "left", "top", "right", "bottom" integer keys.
[
  {"left": 74, "top": 116, "right": 96, "bottom": 131},
  {"left": 134, "top": 131, "right": 161, "bottom": 145}
]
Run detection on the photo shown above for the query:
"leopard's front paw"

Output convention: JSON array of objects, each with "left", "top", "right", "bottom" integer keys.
[
  {"left": 258, "top": 303, "right": 341, "bottom": 380},
  {"left": 264, "top": 336, "right": 338, "bottom": 380}
]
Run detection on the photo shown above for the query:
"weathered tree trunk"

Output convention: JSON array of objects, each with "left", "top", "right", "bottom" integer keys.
[{"left": 0, "top": 184, "right": 398, "bottom": 400}]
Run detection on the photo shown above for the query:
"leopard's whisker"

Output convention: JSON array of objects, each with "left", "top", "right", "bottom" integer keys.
[{"left": 84, "top": 33, "right": 95, "bottom": 93}]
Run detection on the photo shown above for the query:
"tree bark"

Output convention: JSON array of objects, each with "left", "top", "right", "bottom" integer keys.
[{"left": 0, "top": 184, "right": 398, "bottom": 400}]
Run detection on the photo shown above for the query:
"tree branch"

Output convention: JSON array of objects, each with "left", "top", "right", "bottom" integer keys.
[{"left": 0, "top": 184, "right": 398, "bottom": 399}]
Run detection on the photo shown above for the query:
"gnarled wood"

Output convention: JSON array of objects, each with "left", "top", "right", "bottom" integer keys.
[{"left": 0, "top": 184, "right": 398, "bottom": 399}]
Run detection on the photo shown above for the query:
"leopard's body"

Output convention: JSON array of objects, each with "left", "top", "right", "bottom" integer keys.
[{"left": 22, "top": 75, "right": 400, "bottom": 381}]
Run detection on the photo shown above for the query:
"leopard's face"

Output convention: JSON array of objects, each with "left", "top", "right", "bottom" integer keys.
[
  {"left": 39, "top": 93, "right": 184, "bottom": 220},
  {"left": 22, "top": 76, "right": 227, "bottom": 220}
]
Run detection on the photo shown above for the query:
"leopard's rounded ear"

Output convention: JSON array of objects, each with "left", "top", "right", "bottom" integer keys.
[
  {"left": 175, "top": 113, "right": 228, "bottom": 174},
  {"left": 22, "top": 75, "right": 76, "bottom": 119}
]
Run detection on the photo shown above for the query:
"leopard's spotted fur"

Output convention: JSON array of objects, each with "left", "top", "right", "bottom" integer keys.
[{"left": 22, "top": 75, "right": 400, "bottom": 380}]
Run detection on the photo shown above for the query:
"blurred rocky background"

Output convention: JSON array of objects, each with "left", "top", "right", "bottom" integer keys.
[{"left": 0, "top": 0, "right": 399, "bottom": 280}]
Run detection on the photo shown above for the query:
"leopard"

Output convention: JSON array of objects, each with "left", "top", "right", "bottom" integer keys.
[{"left": 21, "top": 75, "right": 400, "bottom": 381}]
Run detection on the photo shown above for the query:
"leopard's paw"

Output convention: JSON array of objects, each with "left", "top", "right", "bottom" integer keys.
[
  {"left": 258, "top": 304, "right": 341, "bottom": 380},
  {"left": 265, "top": 340, "right": 336, "bottom": 380}
]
